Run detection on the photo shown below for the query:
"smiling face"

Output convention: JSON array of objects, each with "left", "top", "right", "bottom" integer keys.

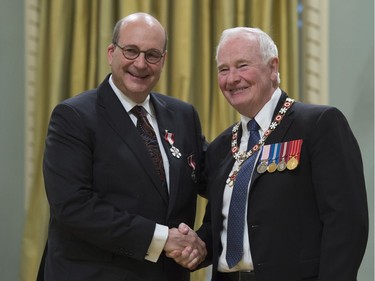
[
  {"left": 107, "top": 14, "right": 167, "bottom": 103},
  {"left": 216, "top": 32, "right": 279, "bottom": 118}
]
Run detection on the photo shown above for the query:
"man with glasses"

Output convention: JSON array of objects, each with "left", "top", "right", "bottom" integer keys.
[{"left": 37, "top": 12, "right": 207, "bottom": 281}]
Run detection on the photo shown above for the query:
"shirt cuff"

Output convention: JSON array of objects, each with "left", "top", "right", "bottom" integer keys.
[{"left": 145, "top": 224, "right": 169, "bottom": 262}]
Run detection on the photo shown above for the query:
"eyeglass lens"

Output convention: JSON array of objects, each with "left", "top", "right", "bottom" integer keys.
[{"left": 120, "top": 45, "right": 163, "bottom": 63}]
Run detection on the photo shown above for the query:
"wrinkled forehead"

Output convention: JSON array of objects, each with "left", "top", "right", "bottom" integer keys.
[
  {"left": 217, "top": 35, "right": 260, "bottom": 62},
  {"left": 216, "top": 33, "right": 259, "bottom": 60}
]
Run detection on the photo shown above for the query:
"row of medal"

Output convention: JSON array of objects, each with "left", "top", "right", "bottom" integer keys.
[{"left": 256, "top": 139, "right": 303, "bottom": 173}]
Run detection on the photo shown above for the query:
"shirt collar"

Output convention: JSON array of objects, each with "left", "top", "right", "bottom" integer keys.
[
  {"left": 240, "top": 88, "right": 282, "bottom": 136},
  {"left": 109, "top": 74, "right": 154, "bottom": 117}
]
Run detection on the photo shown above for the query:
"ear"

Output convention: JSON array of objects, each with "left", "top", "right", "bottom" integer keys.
[
  {"left": 269, "top": 57, "right": 279, "bottom": 82},
  {"left": 161, "top": 50, "right": 167, "bottom": 67},
  {"left": 107, "top": 43, "right": 115, "bottom": 65}
]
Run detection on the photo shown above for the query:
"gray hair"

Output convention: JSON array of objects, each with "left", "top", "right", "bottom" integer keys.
[{"left": 216, "top": 27, "right": 280, "bottom": 83}]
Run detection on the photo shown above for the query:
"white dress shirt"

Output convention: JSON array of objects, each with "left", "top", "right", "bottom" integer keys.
[{"left": 218, "top": 88, "right": 282, "bottom": 272}]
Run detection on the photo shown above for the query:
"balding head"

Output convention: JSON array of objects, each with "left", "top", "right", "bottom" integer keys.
[{"left": 112, "top": 13, "right": 167, "bottom": 51}]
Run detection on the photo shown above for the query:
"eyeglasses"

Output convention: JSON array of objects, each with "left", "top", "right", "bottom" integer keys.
[{"left": 113, "top": 43, "right": 165, "bottom": 64}]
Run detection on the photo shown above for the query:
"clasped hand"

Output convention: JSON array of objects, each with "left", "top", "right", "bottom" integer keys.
[{"left": 164, "top": 223, "right": 206, "bottom": 270}]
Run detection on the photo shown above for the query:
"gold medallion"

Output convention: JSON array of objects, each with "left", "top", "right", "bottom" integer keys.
[
  {"left": 257, "top": 161, "right": 268, "bottom": 174},
  {"left": 286, "top": 156, "right": 299, "bottom": 170},
  {"left": 267, "top": 161, "right": 277, "bottom": 173}
]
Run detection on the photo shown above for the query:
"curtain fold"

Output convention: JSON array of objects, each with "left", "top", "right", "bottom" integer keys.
[{"left": 21, "top": 1, "right": 298, "bottom": 280}]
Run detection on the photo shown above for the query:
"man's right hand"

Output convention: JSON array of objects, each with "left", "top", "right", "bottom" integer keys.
[{"left": 164, "top": 223, "right": 206, "bottom": 270}]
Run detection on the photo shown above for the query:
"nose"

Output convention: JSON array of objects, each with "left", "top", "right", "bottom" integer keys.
[
  {"left": 133, "top": 53, "right": 148, "bottom": 68},
  {"left": 227, "top": 68, "right": 241, "bottom": 84}
]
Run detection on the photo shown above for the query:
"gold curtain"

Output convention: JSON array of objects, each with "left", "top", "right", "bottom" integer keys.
[{"left": 20, "top": 1, "right": 298, "bottom": 280}]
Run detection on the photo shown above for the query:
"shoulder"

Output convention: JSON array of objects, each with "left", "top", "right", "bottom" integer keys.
[
  {"left": 151, "top": 92, "right": 193, "bottom": 108},
  {"left": 278, "top": 92, "right": 345, "bottom": 123},
  {"left": 285, "top": 101, "right": 352, "bottom": 139},
  {"left": 57, "top": 75, "right": 111, "bottom": 113},
  {"left": 63, "top": 89, "right": 97, "bottom": 106},
  {"left": 291, "top": 101, "right": 347, "bottom": 123},
  {"left": 57, "top": 89, "right": 98, "bottom": 114},
  {"left": 49, "top": 89, "right": 99, "bottom": 126},
  {"left": 150, "top": 92, "right": 200, "bottom": 118}
]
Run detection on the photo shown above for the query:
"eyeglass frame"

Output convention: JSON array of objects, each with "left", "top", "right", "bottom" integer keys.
[{"left": 113, "top": 42, "right": 165, "bottom": 64}]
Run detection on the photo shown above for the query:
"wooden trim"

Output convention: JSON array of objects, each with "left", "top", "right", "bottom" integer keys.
[
  {"left": 24, "top": 0, "right": 40, "bottom": 209},
  {"left": 301, "top": 0, "right": 329, "bottom": 105}
]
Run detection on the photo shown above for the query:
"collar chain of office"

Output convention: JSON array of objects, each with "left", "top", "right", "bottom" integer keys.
[{"left": 226, "top": 97, "right": 295, "bottom": 186}]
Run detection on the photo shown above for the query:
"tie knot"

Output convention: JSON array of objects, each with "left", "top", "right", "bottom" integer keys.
[
  {"left": 247, "top": 119, "right": 259, "bottom": 132},
  {"left": 131, "top": 105, "right": 147, "bottom": 119}
]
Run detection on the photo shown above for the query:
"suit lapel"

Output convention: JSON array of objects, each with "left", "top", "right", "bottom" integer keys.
[
  {"left": 96, "top": 78, "right": 169, "bottom": 204},
  {"left": 149, "top": 94, "right": 181, "bottom": 208}
]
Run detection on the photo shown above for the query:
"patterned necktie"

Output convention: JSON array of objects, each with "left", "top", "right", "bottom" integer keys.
[
  {"left": 226, "top": 119, "right": 260, "bottom": 268},
  {"left": 131, "top": 106, "right": 166, "bottom": 186}
]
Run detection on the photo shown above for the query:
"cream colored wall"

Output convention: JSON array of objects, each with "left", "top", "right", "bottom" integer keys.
[
  {"left": 328, "top": 0, "right": 374, "bottom": 280},
  {"left": 0, "top": 0, "right": 25, "bottom": 280}
]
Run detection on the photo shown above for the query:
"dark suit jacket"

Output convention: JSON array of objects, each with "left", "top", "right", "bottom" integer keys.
[
  {"left": 197, "top": 92, "right": 368, "bottom": 281},
  {"left": 39, "top": 75, "right": 206, "bottom": 281}
]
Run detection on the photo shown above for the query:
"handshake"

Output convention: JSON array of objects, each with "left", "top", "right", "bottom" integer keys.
[{"left": 163, "top": 223, "right": 206, "bottom": 270}]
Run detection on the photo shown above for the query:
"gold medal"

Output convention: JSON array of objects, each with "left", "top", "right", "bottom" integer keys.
[
  {"left": 285, "top": 139, "right": 303, "bottom": 170},
  {"left": 286, "top": 156, "right": 299, "bottom": 170},
  {"left": 277, "top": 158, "right": 287, "bottom": 171},
  {"left": 257, "top": 160, "right": 268, "bottom": 174},
  {"left": 267, "top": 161, "right": 277, "bottom": 173}
]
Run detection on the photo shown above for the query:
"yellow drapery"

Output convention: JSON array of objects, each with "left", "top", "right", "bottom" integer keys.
[{"left": 20, "top": 1, "right": 298, "bottom": 280}]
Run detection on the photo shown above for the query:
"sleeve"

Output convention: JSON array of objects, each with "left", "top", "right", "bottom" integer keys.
[
  {"left": 311, "top": 107, "right": 368, "bottom": 280},
  {"left": 145, "top": 224, "right": 169, "bottom": 262}
]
